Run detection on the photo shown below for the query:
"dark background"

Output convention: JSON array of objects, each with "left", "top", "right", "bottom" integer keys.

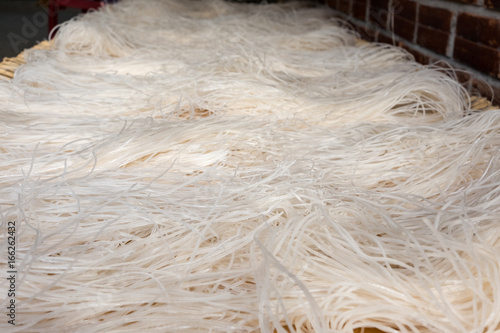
[{"left": 0, "top": 0, "right": 80, "bottom": 59}]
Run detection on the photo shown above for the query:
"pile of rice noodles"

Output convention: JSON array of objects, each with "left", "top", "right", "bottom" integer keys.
[{"left": 1, "top": 0, "right": 500, "bottom": 332}]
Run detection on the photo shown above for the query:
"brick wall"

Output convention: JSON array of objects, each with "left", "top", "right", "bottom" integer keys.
[{"left": 323, "top": 0, "right": 500, "bottom": 106}]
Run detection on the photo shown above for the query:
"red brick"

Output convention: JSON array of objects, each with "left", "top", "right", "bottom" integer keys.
[
  {"left": 352, "top": 0, "right": 367, "bottom": 20},
  {"left": 419, "top": 5, "right": 453, "bottom": 31},
  {"left": 346, "top": 19, "right": 377, "bottom": 41},
  {"left": 339, "top": 0, "right": 350, "bottom": 14},
  {"left": 456, "top": 13, "right": 500, "bottom": 48},
  {"left": 371, "top": 0, "right": 389, "bottom": 10},
  {"left": 491, "top": 85, "right": 500, "bottom": 107},
  {"left": 399, "top": 42, "right": 430, "bottom": 64},
  {"left": 325, "top": 0, "right": 337, "bottom": 8},
  {"left": 369, "top": 3, "right": 390, "bottom": 29},
  {"left": 394, "top": 15, "right": 415, "bottom": 41},
  {"left": 417, "top": 25, "right": 450, "bottom": 55},
  {"left": 355, "top": 23, "right": 378, "bottom": 41},
  {"left": 452, "top": 0, "right": 479, "bottom": 3},
  {"left": 394, "top": 0, "right": 417, "bottom": 21},
  {"left": 327, "top": 0, "right": 342, "bottom": 11},
  {"left": 377, "top": 33, "right": 394, "bottom": 44},
  {"left": 485, "top": 0, "right": 500, "bottom": 9},
  {"left": 454, "top": 36, "right": 500, "bottom": 78}
]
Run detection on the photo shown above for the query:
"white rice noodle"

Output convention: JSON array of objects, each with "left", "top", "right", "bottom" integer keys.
[{"left": 0, "top": 1, "right": 499, "bottom": 332}]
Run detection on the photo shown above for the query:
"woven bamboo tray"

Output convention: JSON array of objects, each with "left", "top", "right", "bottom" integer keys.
[{"left": 0, "top": 40, "right": 52, "bottom": 80}]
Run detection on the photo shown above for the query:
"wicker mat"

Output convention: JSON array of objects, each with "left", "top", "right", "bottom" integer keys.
[{"left": 0, "top": 40, "right": 52, "bottom": 80}]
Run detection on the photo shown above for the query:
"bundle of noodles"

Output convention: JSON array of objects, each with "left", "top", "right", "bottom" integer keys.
[{"left": 1, "top": 0, "right": 499, "bottom": 332}]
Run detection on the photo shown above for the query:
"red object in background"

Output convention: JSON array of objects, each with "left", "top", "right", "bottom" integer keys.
[{"left": 48, "top": 0, "right": 105, "bottom": 37}]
